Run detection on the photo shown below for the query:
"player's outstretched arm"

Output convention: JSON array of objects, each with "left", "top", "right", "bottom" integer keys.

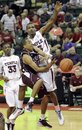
[
  {"left": 33, "top": 46, "right": 49, "bottom": 59},
  {"left": 40, "top": 1, "right": 62, "bottom": 35},
  {"left": 22, "top": 54, "right": 55, "bottom": 72}
]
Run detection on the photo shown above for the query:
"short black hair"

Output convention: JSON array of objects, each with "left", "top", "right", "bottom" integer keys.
[
  {"left": 1, "top": 42, "right": 12, "bottom": 48},
  {"left": 26, "top": 22, "right": 34, "bottom": 29}
]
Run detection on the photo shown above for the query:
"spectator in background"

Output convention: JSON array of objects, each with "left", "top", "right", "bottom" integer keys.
[
  {"left": 63, "top": 38, "right": 75, "bottom": 52},
  {"left": 69, "top": 69, "right": 82, "bottom": 106},
  {"left": 66, "top": 47, "right": 82, "bottom": 66},
  {"left": 16, "top": 15, "right": 22, "bottom": 30},
  {"left": 69, "top": 0, "right": 80, "bottom": 5},
  {"left": 0, "top": 5, "right": 4, "bottom": 19},
  {"left": 21, "top": 12, "right": 30, "bottom": 37},
  {"left": 62, "top": 27, "right": 74, "bottom": 52},
  {"left": 1, "top": 9, "right": 16, "bottom": 37},
  {"left": 14, "top": 28, "right": 23, "bottom": 56},
  {"left": 0, "top": 5, "right": 9, "bottom": 19},
  {"left": 72, "top": 27, "right": 82, "bottom": 44},
  {"left": 63, "top": 27, "right": 73, "bottom": 41},
  {"left": 55, "top": 49, "right": 64, "bottom": 66},
  {"left": 2, "top": 30, "right": 14, "bottom": 44},
  {"left": 32, "top": 14, "right": 40, "bottom": 30},
  {"left": 3, "top": 5, "right": 9, "bottom": 14},
  {"left": 64, "top": 12, "right": 73, "bottom": 27},
  {"left": 40, "top": 8, "right": 50, "bottom": 26},
  {"left": 77, "top": 13, "right": 82, "bottom": 30},
  {"left": 23, "top": 9, "right": 30, "bottom": 20},
  {"left": 56, "top": 11, "right": 65, "bottom": 26},
  {"left": 47, "top": 4, "right": 53, "bottom": 15},
  {"left": 37, "top": 7, "right": 44, "bottom": 17}
]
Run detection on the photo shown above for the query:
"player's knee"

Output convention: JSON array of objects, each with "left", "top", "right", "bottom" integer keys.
[
  {"left": 42, "top": 95, "right": 49, "bottom": 103},
  {"left": 20, "top": 85, "right": 26, "bottom": 89}
]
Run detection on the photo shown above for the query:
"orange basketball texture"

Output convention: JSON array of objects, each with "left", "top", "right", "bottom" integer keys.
[{"left": 59, "top": 58, "right": 73, "bottom": 72}]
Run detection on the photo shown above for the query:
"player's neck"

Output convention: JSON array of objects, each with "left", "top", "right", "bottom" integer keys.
[
  {"left": 29, "top": 34, "right": 35, "bottom": 39},
  {"left": 5, "top": 53, "right": 11, "bottom": 56}
]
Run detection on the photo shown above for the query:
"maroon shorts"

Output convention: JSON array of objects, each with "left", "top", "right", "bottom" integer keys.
[
  {"left": 22, "top": 72, "right": 48, "bottom": 99},
  {"left": 22, "top": 72, "right": 40, "bottom": 89}
]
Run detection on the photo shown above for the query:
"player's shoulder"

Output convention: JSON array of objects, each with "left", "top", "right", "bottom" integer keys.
[
  {"left": 36, "top": 31, "right": 42, "bottom": 36},
  {"left": 11, "top": 54, "right": 20, "bottom": 59},
  {"left": 0, "top": 56, "right": 5, "bottom": 60}
]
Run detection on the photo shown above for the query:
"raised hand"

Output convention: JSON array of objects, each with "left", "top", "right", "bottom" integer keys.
[{"left": 54, "top": 1, "right": 62, "bottom": 12}]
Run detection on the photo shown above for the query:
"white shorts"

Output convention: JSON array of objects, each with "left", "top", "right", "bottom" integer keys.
[
  {"left": 38, "top": 67, "right": 57, "bottom": 92},
  {"left": 3, "top": 79, "right": 20, "bottom": 107}
]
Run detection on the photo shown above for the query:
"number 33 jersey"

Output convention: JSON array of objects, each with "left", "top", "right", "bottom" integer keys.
[{"left": 0, "top": 55, "right": 21, "bottom": 80}]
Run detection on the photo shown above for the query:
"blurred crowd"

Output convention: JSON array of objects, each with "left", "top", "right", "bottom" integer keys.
[{"left": 0, "top": 1, "right": 82, "bottom": 56}]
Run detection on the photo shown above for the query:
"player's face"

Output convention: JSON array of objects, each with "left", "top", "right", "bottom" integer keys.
[
  {"left": 24, "top": 42, "right": 33, "bottom": 51},
  {"left": 3, "top": 43, "right": 11, "bottom": 56},
  {"left": 26, "top": 23, "right": 36, "bottom": 37}
]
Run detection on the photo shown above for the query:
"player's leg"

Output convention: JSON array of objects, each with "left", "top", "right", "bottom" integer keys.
[
  {"left": 49, "top": 91, "right": 64, "bottom": 125},
  {"left": 38, "top": 95, "right": 52, "bottom": 128},
  {"left": 9, "top": 84, "right": 26, "bottom": 120},
  {"left": 38, "top": 70, "right": 64, "bottom": 125},
  {"left": 9, "top": 73, "right": 43, "bottom": 119},
  {"left": 25, "top": 72, "right": 43, "bottom": 102},
  {"left": 6, "top": 107, "right": 15, "bottom": 130},
  {"left": 4, "top": 88, "right": 16, "bottom": 130},
  {"left": 25, "top": 78, "right": 43, "bottom": 112}
]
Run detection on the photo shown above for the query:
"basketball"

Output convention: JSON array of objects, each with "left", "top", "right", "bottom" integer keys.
[{"left": 59, "top": 58, "right": 73, "bottom": 72}]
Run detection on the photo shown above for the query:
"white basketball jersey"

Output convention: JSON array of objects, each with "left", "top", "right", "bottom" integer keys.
[
  {"left": 29, "top": 31, "right": 50, "bottom": 55},
  {"left": 0, "top": 55, "right": 21, "bottom": 80}
]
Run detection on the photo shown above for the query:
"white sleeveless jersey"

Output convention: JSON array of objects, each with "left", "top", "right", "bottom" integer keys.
[
  {"left": 29, "top": 31, "right": 50, "bottom": 55},
  {"left": 0, "top": 55, "right": 21, "bottom": 80}
]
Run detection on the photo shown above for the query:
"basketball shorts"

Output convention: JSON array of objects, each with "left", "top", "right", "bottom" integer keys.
[
  {"left": 19, "top": 72, "right": 49, "bottom": 99},
  {"left": 19, "top": 72, "right": 40, "bottom": 88},
  {"left": 38, "top": 67, "right": 57, "bottom": 92},
  {"left": 4, "top": 79, "right": 20, "bottom": 107}
]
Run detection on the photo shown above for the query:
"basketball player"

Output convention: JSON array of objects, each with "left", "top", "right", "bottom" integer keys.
[
  {"left": 25, "top": 1, "right": 64, "bottom": 126},
  {"left": 0, "top": 42, "right": 22, "bottom": 130},
  {"left": 9, "top": 1, "right": 64, "bottom": 127},
  {"left": 9, "top": 39, "right": 55, "bottom": 128}
]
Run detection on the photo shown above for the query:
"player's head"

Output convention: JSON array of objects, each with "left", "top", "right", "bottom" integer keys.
[
  {"left": 26, "top": 22, "right": 36, "bottom": 37},
  {"left": 23, "top": 39, "right": 33, "bottom": 51},
  {"left": 2, "top": 42, "right": 11, "bottom": 56},
  {"left": 0, "top": 112, "right": 5, "bottom": 130}
]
